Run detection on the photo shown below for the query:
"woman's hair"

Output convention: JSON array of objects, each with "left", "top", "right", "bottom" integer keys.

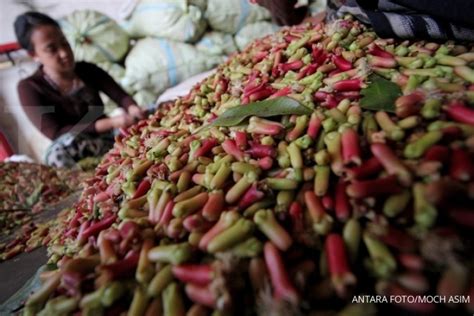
[{"left": 14, "top": 11, "right": 60, "bottom": 52}]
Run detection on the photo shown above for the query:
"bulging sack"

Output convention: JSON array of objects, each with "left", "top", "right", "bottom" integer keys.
[
  {"left": 122, "top": 38, "right": 223, "bottom": 94},
  {"left": 196, "top": 31, "right": 238, "bottom": 56},
  {"left": 133, "top": 89, "right": 158, "bottom": 109},
  {"left": 125, "top": 0, "right": 207, "bottom": 43},
  {"left": 205, "top": 0, "right": 271, "bottom": 34},
  {"left": 234, "top": 21, "right": 280, "bottom": 51},
  {"left": 60, "top": 10, "right": 130, "bottom": 63}
]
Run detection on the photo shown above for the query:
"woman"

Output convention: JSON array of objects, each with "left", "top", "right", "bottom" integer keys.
[{"left": 14, "top": 12, "right": 144, "bottom": 168}]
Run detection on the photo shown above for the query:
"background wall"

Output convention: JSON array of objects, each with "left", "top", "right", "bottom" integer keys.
[
  {"left": 0, "top": 0, "right": 127, "bottom": 44},
  {"left": 0, "top": 59, "right": 49, "bottom": 160}
]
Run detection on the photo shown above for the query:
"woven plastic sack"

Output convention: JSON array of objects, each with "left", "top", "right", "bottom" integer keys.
[
  {"left": 60, "top": 10, "right": 130, "bottom": 63},
  {"left": 125, "top": 0, "right": 206, "bottom": 43},
  {"left": 97, "top": 62, "right": 126, "bottom": 84},
  {"left": 196, "top": 31, "right": 238, "bottom": 56},
  {"left": 234, "top": 21, "right": 280, "bottom": 51},
  {"left": 122, "top": 38, "right": 223, "bottom": 94},
  {"left": 133, "top": 89, "right": 158, "bottom": 109},
  {"left": 205, "top": 0, "right": 271, "bottom": 34}
]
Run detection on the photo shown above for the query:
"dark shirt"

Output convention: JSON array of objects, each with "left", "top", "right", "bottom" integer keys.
[{"left": 17, "top": 61, "right": 135, "bottom": 140}]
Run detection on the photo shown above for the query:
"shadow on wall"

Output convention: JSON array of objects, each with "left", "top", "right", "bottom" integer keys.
[
  {"left": 0, "top": 94, "right": 18, "bottom": 153},
  {"left": 0, "top": 59, "right": 51, "bottom": 161}
]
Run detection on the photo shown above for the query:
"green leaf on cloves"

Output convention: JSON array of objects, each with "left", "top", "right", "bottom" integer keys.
[
  {"left": 360, "top": 74, "right": 402, "bottom": 113},
  {"left": 211, "top": 97, "right": 312, "bottom": 127}
]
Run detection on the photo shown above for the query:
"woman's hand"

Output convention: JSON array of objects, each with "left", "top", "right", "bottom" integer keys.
[
  {"left": 95, "top": 113, "right": 136, "bottom": 133},
  {"left": 112, "top": 113, "right": 135, "bottom": 129},
  {"left": 127, "top": 104, "right": 145, "bottom": 121}
]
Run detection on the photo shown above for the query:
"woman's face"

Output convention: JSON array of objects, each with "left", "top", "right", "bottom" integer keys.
[{"left": 30, "top": 24, "right": 75, "bottom": 74}]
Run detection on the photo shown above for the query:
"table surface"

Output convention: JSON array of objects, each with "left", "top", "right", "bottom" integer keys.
[
  {"left": 0, "top": 192, "right": 80, "bottom": 310},
  {"left": 0, "top": 247, "right": 48, "bottom": 304}
]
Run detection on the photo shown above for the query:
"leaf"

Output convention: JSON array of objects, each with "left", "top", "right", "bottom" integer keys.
[
  {"left": 211, "top": 97, "right": 312, "bottom": 127},
  {"left": 360, "top": 74, "right": 402, "bottom": 113}
]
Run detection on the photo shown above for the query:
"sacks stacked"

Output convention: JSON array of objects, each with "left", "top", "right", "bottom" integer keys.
[
  {"left": 124, "top": 0, "right": 207, "bottom": 42},
  {"left": 195, "top": 31, "right": 238, "bottom": 56},
  {"left": 60, "top": 1, "right": 326, "bottom": 109},
  {"left": 204, "top": 0, "right": 271, "bottom": 34},
  {"left": 121, "top": 0, "right": 277, "bottom": 106},
  {"left": 234, "top": 21, "right": 280, "bottom": 51},
  {"left": 60, "top": 10, "right": 130, "bottom": 64},
  {"left": 121, "top": 38, "right": 220, "bottom": 95}
]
